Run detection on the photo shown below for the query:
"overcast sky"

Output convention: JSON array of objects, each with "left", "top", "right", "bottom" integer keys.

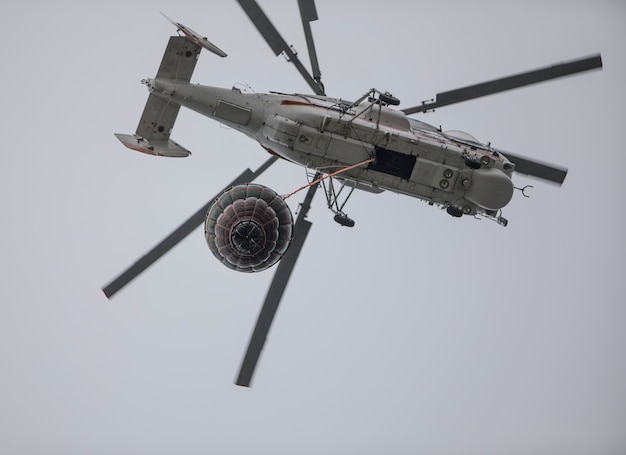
[{"left": 1, "top": 1, "right": 625, "bottom": 454}]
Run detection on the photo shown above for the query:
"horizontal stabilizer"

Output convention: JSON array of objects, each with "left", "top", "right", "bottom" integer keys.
[
  {"left": 115, "top": 133, "right": 190, "bottom": 157},
  {"left": 161, "top": 13, "right": 227, "bottom": 58}
]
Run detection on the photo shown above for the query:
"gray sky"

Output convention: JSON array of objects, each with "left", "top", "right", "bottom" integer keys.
[{"left": 2, "top": 1, "right": 625, "bottom": 453}]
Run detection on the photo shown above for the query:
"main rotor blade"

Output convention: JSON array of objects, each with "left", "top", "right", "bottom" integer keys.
[
  {"left": 501, "top": 150, "right": 568, "bottom": 185},
  {"left": 402, "top": 54, "right": 602, "bottom": 115},
  {"left": 236, "top": 0, "right": 325, "bottom": 95},
  {"left": 102, "top": 156, "right": 279, "bottom": 298},
  {"left": 236, "top": 174, "right": 320, "bottom": 387},
  {"left": 297, "top": 0, "right": 323, "bottom": 92}
]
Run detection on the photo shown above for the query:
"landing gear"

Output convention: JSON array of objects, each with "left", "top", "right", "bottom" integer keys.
[
  {"left": 322, "top": 175, "right": 357, "bottom": 227},
  {"left": 446, "top": 204, "right": 474, "bottom": 217},
  {"left": 379, "top": 91, "right": 401, "bottom": 106},
  {"left": 447, "top": 205, "right": 508, "bottom": 226},
  {"left": 334, "top": 213, "right": 355, "bottom": 227},
  {"left": 464, "top": 158, "right": 481, "bottom": 169},
  {"left": 485, "top": 209, "right": 509, "bottom": 227},
  {"left": 350, "top": 88, "right": 401, "bottom": 108},
  {"left": 446, "top": 206, "right": 463, "bottom": 218}
]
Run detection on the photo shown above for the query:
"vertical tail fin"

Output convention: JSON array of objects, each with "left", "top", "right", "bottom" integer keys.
[{"left": 116, "top": 36, "right": 201, "bottom": 157}]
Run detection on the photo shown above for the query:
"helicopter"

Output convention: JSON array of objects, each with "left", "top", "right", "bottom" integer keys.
[{"left": 104, "top": 1, "right": 602, "bottom": 387}]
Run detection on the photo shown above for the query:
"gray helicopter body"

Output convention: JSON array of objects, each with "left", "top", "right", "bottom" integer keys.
[{"left": 137, "top": 76, "right": 516, "bottom": 220}]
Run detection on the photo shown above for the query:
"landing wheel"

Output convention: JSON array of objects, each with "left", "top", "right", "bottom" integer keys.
[
  {"left": 379, "top": 92, "right": 400, "bottom": 106},
  {"left": 446, "top": 206, "right": 463, "bottom": 218},
  {"left": 464, "top": 159, "right": 481, "bottom": 169},
  {"left": 334, "top": 214, "right": 355, "bottom": 227}
]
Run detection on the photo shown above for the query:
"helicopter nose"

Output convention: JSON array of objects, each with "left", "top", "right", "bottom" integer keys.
[{"left": 465, "top": 167, "right": 514, "bottom": 210}]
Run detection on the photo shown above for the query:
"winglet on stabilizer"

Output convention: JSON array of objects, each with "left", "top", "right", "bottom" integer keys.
[
  {"left": 115, "top": 133, "right": 191, "bottom": 158},
  {"left": 160, "top": 12, "right": 227, "bottom": 58}
]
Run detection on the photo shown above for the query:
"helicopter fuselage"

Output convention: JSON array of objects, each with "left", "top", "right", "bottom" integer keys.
[{"left": 146, "top": 78, "right": 515, "bottom": 219}]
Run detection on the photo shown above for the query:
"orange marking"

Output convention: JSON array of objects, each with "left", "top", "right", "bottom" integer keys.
[{"left": 283, "top": 158, "right": 375, "bottom": 200}]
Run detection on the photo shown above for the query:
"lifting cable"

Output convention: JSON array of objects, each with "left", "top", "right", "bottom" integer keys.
[{"left": 283, "top": 157, "right": 375, "bottom": 200}]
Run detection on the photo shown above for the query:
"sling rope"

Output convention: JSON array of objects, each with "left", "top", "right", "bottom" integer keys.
[{"left": 283, "top": 157, "right": 375, "bottom": 200}]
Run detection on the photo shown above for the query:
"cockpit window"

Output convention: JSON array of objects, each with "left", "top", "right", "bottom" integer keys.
[
  {"left": 444, "top": 130, "right": 483, "bottom": 145},
  {"left": 408, "top": 118, "right": 440, "bottom": 133}
]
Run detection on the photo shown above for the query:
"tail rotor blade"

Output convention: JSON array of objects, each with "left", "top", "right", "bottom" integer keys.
[
  {"left": 236, "top": 174, "right": 320, "bottom": 387},
  {"left": 402, "top": 54, "right": 602, "bottom": 115},
  {"left": 102, "top": 156, "right": 278, "bottom": 298}
]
